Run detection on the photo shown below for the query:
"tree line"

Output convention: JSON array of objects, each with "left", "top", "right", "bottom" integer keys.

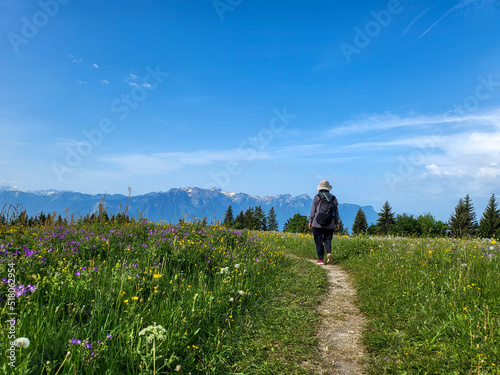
[
  {"left": 222, "top": 205, "right": 279, "bottom": 231},
  {"left": 0, "top": 197, "right": 133, "bottom": 229},
  {"left": 221, "top": 193, "right": 499, "bottom": 238},
  {"left": 3, "top": 192, "right": 499, "bottom": 239},
  {"left": 351, "top": 193, "right": 500, "bottom": 238}
]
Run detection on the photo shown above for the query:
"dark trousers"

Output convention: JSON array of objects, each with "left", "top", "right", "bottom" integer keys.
[{"left": 312, "top": 227, "right": 334, "bottom": 261}]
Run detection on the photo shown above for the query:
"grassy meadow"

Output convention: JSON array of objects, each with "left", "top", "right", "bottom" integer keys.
[
  {"left": 287, "top": 233, "right": 500, "bottom": 374},
  {"left": 0, "top": 220, "right": 325, "bottom": 374},
  {"left": 1, "top": 218, "right": 499, "bottom": 374}
]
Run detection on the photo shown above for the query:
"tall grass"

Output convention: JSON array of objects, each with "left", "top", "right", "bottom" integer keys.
[
  {"left": 4, "top": 218, "right": 498, "bottom": 374},
  {"left": 337, "top": 236, "right": 500, "bottom": 374},
  {"left": 262, "top": 232, "right": 500, "bottom": 373},
  {"left": 0, "top": 222, "right": 326, "bottom": 374}
]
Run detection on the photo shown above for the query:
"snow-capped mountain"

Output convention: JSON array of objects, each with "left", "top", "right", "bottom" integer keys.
[{"left": 0, "top": 186, "right": 378, "bottom": 231}]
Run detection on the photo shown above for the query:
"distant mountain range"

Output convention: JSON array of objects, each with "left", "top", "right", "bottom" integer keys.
[{"left": 0, "top": 186, "right": 379, "bottom": 231}]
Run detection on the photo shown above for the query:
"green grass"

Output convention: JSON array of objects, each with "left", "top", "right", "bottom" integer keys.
[
  {"left": 262, "top": 232, "right": 500, "bottom": 374},
  {"left": 0, "top": 222, "right": 327, "bottom": 374},
  {"left": 339, "top": 236, "right": 500, "bottom": 374},
  {"left": 4, "top": 220, "right": 498, "bottom": 374}
]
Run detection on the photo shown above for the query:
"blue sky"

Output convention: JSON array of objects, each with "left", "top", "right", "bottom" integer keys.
[{"left": 1, "top": 0, "right": 499, "bottom": 221}]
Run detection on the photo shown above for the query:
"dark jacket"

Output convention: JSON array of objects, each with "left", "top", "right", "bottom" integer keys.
[{"left": 309, "top": 191, "right": 340, "bottom": 229}]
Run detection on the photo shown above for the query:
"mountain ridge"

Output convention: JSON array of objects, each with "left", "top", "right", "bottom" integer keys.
[{"left": 0, "top": 186, "right": 379, "bottom": 231}]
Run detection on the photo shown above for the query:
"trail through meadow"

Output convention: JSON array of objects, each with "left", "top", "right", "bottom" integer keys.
[{"left": 308, "top": 261, "right": 368, "bottom": 374}]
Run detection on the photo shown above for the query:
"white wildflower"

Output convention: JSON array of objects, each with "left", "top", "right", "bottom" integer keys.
[
  {"left": 220, "top": 267, "right": 229, "bottom": 274},
  {"left": 229, "top": 297, "right": 234, "bottom": 303},
  {"left": 13, "top": 337, "right": 30, "bottom": 348},
  {"left": 238, "top": 290, "right": 244, "bottom": 296},
  {"left": 138, "top": 323, "right": 168, "bottom": 344},
  {"left": 175, "top": 365, "right": 182, "bottom": 372},
  {"left": 461, "top": 263, "right": 468, "bottom": 268},
  {"left": 234, "top": 264, "right": 240, "bottom": 269}
]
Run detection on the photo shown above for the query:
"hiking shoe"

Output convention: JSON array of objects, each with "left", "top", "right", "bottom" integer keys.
[
  {"left": 316, "top": 260, "right": 324, "bottom": 265},
  {"left": 327, "top": 253, "right": 332, "bottom": 264}
]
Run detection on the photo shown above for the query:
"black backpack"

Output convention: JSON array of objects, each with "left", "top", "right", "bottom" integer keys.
[{"left": 316, "top": 194, "right": 336, "bottom": 226}]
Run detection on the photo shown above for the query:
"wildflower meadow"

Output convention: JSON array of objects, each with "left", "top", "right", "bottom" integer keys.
[
  {"left": 1, "top": 217, "right": 499, "bottom": 374},
  {"left": 1, "top": 220, "right": 327, "bottom": 374}
]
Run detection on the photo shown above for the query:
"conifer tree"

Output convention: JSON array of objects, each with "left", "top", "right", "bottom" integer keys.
[
  {"left": 376, "top": 201, "right": 396, "bottom": 235},
  {"left": 223, "top": 205, "right": 234, "bottom": 227},
  {"left": 352, "top": 207, "right": 368, "bottom": 235},
  {"left": 253, "top": 205, "right": 267, "bottom": 231},
  {"left": 283, "top": 218, "right": 289, "bottom": 232},
  {"left": 449, "top": 195, "right": 478, "bottom": 237},
  {"left": 337, "top": 218, "right": 349, "bottom": 235},
  {"left": 233, "top": 210, "right": 245, "bottom": 229},
  {"left": 267, "top": 206, "right": 279, "bottom": 231},
  {"left": 479, "top": 193, "right": 500, "bottom": 238}
]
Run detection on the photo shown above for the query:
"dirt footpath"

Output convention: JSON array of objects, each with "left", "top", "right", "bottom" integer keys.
[{"left": 307, "top": 262, "right": 368, "bottom": 374}]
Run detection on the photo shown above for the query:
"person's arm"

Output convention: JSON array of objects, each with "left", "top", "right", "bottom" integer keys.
[{"left": 309, "top": 195, "right": 318, "bottom": 229}]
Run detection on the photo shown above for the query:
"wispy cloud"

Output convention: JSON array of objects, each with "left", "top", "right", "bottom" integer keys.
[
  {"left": 100, "top": 149, "right": 271, "bottom": 175},
  {"left": 326, "top": 110, "right": 500, "bottom": 136},
  {"left": 125, "top": 73, "right": 151, "bottom": 88},
  {"left": 93, "top": 64, "right": 99, "bottom": 69},
  {"left": 100, "top": 79, "right": 110, "bottom": 86},
  {"left": 68, "top": 54, "right": 84, "bottom": 64},
  {"left": 402, "top": 7, "right": 433, "bottom": 36},
  {"left": 418, "top": 0, "right": 484, "bottom": 39}
]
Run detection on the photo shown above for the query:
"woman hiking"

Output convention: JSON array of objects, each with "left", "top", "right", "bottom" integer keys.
[{"left": 308, "top": 179, "right": 340, "bottom": 265}]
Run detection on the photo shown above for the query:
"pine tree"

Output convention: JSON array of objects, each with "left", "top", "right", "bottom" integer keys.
[
  {"left": 449, "top": 195, "right": 478, "bottom": 237},
  {"left": 352, "top": 207, "right": 368, "bottom": 235},
  {"left": 233, "top": 210, "right": 245, "bottom": 229},
  {"left": 223, "top": 205, "right": 235, "bottom": 227},
  {"left": 283, "top": 218, "right": 289, "bottom": 232},
  {"left": 376, "top": 201, "right": 396, "bottom": 235},
  {"left": 479, "top": 194, "right": 500, "bottom": 238},
  {"left": 337, "top": 218, "right": 349, "bottom": 235},
  {"left": 267, "top": 206, "right": 278, "bottom": 231},
  {"left": 253, "top": 206, "right": 266, "bottom": 231},
  {"left": 243, "top": 207, "right": 257, "bottom": 230},
  {"left": 464, "top": 195, "right": 478, "bottom": 235}
]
